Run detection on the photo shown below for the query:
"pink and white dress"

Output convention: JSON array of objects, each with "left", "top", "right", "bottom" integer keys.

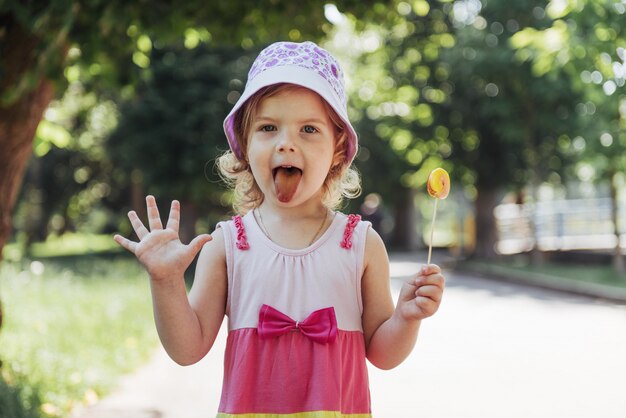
[{"left": 215, "top": 211, "right": 372, "bottom": 418}]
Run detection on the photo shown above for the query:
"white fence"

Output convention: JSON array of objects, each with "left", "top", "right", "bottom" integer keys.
[{"left": 494, "top": 197, "right": 626, "bottom": 255}]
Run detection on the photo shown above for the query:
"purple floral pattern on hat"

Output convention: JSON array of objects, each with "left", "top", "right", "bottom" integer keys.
[
  {"left": 248, "top": 41, "right": 347, "bottom": 107},
  {"left": 224, "top": 41, "right": 358, "bottom": 164}
]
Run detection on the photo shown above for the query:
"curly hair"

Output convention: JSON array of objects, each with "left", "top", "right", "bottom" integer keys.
[{"left": 217, "top": 84, "right": 360, "bottom": 215}]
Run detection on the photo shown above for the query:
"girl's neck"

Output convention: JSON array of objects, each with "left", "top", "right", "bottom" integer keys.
[
  {"left": 257, "top": 200, "right": 327, "bottom": 221},
  {"left": 254, "top": 201, "right": 333, "bottom": 249}
]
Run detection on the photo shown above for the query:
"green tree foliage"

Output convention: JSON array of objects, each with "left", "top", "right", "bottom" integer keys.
[
  {"left": 511, "top": 0, "right": 626, "bottom": 271},
  {"left": 0, "top": 378, "right": 42, "bottom": 418},
  {"left": 335, "top": 0, "right": 456, "bottom": 248},
  {"left": 352, "top": 1, "right": 455, "bottom": 190},
  {"left": 0, "top": 0, "right": 385, "bottom": 257},
  {"left": 1, "top": 0, "right": 377, "bottom": 106},
  {"left": 107, "top": 45, "right": 253, "bottom": 241},
  {"left": 510, "top": 0, "right": 626, "bottom": 178},
  {"left": 4, "top": 0, "right": 623, "bottom": 262},
  {"left": 443, "top": 0, "right": 585, "bottom": 258},
  {"left": 344, "top": 0, "right": 586, "bottom": 256},
  {"left": 12, "top": 84, "right": 118, "bottom": 249}
]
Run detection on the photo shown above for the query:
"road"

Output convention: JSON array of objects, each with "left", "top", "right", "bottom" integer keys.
[
  {"left": 372, "top": 255, "right": 626, "bottom": 417},
  {"left": 77, "top": 253, "right": 626, "bottom": 418}
]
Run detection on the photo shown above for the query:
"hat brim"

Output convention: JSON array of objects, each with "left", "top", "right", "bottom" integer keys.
[{"left": 223, "top": 65, "right": 358, "bottom": 164}]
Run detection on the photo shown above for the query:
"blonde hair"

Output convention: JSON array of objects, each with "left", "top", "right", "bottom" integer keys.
[{"left": 217, "top": 84, "right": 361, "bottom": 215}]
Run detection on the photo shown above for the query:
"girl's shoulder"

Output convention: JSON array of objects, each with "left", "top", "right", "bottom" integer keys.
[
  {"left": 327, "top": 211, "right": 379, "bottom": 263},
  {"left": 198, "top": 225, "right": 226, "bottom": 260},
  {"left": 222, "top": 213, "right": 250, "bottom": 250},
  {"left": 215, "top": 210, "right": 376, "bottom": 253},
  {"left": 335, "top": 212, "right": 369, "bottom": 249}
]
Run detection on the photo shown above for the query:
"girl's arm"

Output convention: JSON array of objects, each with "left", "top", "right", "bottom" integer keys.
[
  {"left": 114, "top": 196, "right": 227, "bottom": 366},
  {"left": 152, "top": 230, "right": 227, "bottom": 366},
  {"left": 361, "top": 228, "right": 444, "bottom": 370},
  {"left": 186, "top": 229, "right": 228, "bottom": 362}
]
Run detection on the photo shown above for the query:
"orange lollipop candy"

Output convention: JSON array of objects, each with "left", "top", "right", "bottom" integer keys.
[
  {"left": 427, "top": 168, "right": 450, "bottom": 199},
  {"left": 426, "top": 168, "right": 450, "bottom": 265}
]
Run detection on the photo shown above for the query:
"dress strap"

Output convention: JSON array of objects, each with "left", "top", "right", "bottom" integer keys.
[
  {"left": 340, "top": 214, "right": 361, "bottom": 249},
  {"left": 232, "top": 215, "right": 250, "bottom": 250}
]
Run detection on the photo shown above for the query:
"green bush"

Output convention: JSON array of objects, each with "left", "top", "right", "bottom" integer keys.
[{"left": 0, "top": 376, "right": 43, "bottom": 418}]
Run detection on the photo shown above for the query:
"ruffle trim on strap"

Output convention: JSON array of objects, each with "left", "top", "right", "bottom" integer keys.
[
  {"left": 233, "top": 215, "right": 250, "bottom": 250},
  {"left": 340, "top": 214, "right": 361, "bottom": 249}
]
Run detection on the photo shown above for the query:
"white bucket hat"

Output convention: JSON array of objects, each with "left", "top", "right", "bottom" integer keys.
[{"left": 223, "top": 41, "right": 358, "bottom": 164}]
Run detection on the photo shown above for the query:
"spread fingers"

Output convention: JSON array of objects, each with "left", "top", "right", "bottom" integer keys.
[
  {"left": 113, "top": 234, "right": 137, "bottom": 254},
  {"left": 146, "top": 195, "right": 163, "bottom": 230},
  {"left": 165, "top": 200, "right": 180, "bottom": 233},
  {"left": 128, "top": 210, "right": 149, "bottom": 239}
]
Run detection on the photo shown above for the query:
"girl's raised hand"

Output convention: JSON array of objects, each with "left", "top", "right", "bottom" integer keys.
[
  {"left": 114, "top": 195, "right": 212, "bottom": 282},
  {"left": 397, "top": 264, "right": 445, "bottom": 321}
]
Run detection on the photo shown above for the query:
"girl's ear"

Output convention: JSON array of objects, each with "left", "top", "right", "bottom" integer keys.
[
  {"left": 332, "top": 153, "right": 343, "bottom": 168},
  {"left": 329, "top": 151, "right": 346, "bottom": 175},
  {"left": 331, "top": 136, "right": 344, "bottom": 168},
  {"left": 329, "top": 156, "right": 346, "bottom": 178}
]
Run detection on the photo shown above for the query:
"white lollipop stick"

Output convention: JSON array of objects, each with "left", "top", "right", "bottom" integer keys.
[{"left": 427, "top": 198, "right": 438, "bottom": 265}]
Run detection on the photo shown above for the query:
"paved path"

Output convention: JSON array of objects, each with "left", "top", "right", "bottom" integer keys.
[{"left": 76, "top": 254, "right": 626, "bottom": 418}]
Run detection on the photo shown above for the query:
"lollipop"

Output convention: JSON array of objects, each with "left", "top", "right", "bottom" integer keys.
[
  {"left": 427, "top": 168, "right": 450, "bottom": 200},
  {"left": 426, "top": 168, "right": 450, "bottom": 265}
]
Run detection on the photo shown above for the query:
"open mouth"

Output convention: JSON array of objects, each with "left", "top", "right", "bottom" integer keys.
[{"left": 273, "top": 166, "right": 303, "bottom": 203}]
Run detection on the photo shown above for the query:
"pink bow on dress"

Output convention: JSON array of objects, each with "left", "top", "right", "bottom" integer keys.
[{"left": 258, "top": 304, "right": 338, "bottom": 344}]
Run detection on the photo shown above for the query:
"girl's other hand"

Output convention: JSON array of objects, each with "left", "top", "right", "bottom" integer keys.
[
  {"left": 397, "top": 264, "right": 445, "bottom": 322},
  {"left": 113, "top": 195, "right": 212, "bottom": 283}
]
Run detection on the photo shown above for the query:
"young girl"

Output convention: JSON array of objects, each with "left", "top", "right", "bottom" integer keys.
[{"left": 114, "top": 41, "right": 445, "bottom": 417}]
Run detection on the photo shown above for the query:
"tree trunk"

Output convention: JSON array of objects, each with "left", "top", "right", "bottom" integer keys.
[
  {"left": 527, "top": 185, "right": 545, "bottom": 266},
  {"left": 22, "top": 157, "right": 48, "bottom": 251},
  {"left": 520, "top": 85, "right": 545, "bottom": 265},
  {"left": 0, "top": 15, "right": 57, "bottom": 330},
  {"left": 131, "top": 169, "right": 146, "bottom": 223},
  {"left": 390, "top": 186, "right": 420, "bottom": 251},
  {"left": 0, "top": 16, "right": 56, "bottom": 258},
  {"left": 473, "top": 187, "right": 500, "bottom": 260},
  {"left": 609, "top": 170, "right": 625, "bottom": 275},
  {"left": 179, "top": 200, "right": 199, "bottom": 245}
]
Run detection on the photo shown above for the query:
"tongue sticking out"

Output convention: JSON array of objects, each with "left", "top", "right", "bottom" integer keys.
[{"left": 274, "top": 167, "right": 302, "bottom": 202}]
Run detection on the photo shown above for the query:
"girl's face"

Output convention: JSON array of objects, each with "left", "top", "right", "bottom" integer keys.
[{"left": 247, "top": 87, "right": 339, "bottom": 207}]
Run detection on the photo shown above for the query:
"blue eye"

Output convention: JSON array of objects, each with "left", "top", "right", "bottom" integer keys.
[
  {"left": 303, "top": 125, "right": 317, "bottom": 134},
  {"left": 260, "top": 125, "right": 276, "bottom": 132}
]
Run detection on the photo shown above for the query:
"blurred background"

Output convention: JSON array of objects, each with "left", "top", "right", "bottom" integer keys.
[{"left": 1, "top": 1, "right": 625, "bottom": 417}]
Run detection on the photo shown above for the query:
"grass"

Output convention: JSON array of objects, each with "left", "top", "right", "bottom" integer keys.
[
  {"left": 2, "top": 233, "right": 121, "bottom": 262},
  {"left": 513, "top": 261, "right": 626, "bottom": 288},
  {"left": 460, "top": 256, "right": 626, "bottom": 290},
  {"left": 0, "top": 252, "right": 159, "bottom": 417}
]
